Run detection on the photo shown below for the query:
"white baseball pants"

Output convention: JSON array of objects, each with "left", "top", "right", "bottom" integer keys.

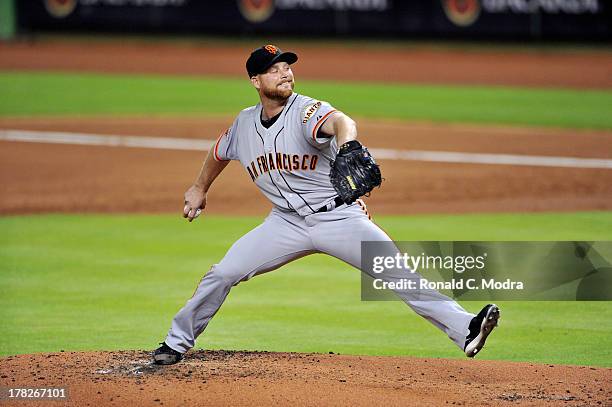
[{"left": 165, "top": 203, "right": 474, "bottom": 353}]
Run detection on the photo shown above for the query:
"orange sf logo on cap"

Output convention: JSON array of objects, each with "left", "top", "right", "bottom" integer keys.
[{"left": 264, "top": 45, "right": 278, "bottom": 54}]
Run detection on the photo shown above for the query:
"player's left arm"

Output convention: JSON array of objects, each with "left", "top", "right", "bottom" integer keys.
[
  {"left": 318, "top": 112, "right": 357, "bottom": 146},
  {"left": 322, "top": 112, "right": 382, "bottom": 203}
]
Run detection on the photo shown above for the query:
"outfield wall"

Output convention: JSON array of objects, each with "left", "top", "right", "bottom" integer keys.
[{"left": 16, "top": 0, "right": 610, "bottom": 41}]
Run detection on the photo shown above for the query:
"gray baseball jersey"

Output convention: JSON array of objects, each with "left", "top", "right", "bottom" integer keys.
[
  {"left": 163, "top": 92, "right": 475, "bottom": 355},
  {"left": 212, "top": 93, "right": 339, "bottom": 216}
]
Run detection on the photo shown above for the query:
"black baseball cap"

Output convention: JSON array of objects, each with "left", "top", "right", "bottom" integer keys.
[{"left": 246, "top": 45, "right": 298, "bottom": 78}]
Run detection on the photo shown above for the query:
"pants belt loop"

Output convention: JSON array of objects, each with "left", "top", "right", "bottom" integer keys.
[{"left": 316, "top": 196, "right": 345, "bottom": 213}]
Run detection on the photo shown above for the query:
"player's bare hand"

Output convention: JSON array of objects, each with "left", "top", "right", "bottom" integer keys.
[{"left": 183, "top": 185, "right": 207, "bottom": 222}]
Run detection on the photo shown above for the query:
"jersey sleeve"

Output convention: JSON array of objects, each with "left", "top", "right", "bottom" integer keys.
[
  {"left": 301, "top": 100, "right": 339, "bottom": 146},
  {"left": 212, "top": 119, "right": 239, "bottom": 161}
]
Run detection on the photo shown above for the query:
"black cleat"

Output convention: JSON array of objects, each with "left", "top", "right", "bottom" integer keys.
[
  {"left": 464, "top": 304, "right": 500, "bottom": 358},
  {"left": 153, "top": 342, "right": 184, "bottom": 365}
]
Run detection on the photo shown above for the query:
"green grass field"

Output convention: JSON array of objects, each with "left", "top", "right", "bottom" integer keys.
[
  {"left": 1, "top": 66, "right": 611, "bottom": 368},
  {"left": 1, "top": 72, "right": 612, "bottom": 129},
  {"left": 1, "top": 213, "right": 611, "bottom": 367}
]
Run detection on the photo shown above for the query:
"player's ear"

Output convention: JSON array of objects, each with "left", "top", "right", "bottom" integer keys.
[{"left": 250, "top": 75, "right": 260, "bottom": 90}]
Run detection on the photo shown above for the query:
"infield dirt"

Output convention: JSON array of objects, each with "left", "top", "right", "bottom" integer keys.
[
  {"left": 1, "top": 116, "right": 611, "bottom": 215},
  {"left": 2, "top": 38, "right": 611, "bottom": 88},
  {"left": 1, "top": 350, "right": 611, "bottom": 406}
]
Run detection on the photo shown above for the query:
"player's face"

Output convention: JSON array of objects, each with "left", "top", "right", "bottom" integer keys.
[{"left": 255, "top": 62, "right": 295, "bottom": 101}]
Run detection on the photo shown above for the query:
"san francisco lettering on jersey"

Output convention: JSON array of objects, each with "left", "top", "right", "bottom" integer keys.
[{"left": 246, "top": 152, "right": 319, "bottom": 181}]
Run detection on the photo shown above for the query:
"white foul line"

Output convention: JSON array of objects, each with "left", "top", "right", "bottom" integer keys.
[
  {"left": 1, "top": 129, "right": 611, "bottom": 170},
  {"left": 369, "top": 148, "right": 612, "bottom": 169},
  {"left": 0, "top": 129, "right": 212, "bottom": 151}
]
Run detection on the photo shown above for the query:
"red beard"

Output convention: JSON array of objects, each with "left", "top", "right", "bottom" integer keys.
[{"left": 261, "top": 80, "right": 294, "bottom": 101}]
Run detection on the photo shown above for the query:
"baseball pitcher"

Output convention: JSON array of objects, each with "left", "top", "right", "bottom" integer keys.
[{"left": 153, "top": 45, "right": 500, "bottom": 365}]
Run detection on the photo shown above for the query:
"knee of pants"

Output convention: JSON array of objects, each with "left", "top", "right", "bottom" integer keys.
[{"left": 205, "top": 263, "right": 249, "bottom": 288}]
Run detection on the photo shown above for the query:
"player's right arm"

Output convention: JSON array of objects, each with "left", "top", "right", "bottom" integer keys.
[
  {"left": 184, "top": 124, "right": 238, "bottom": 222},
  {"left": 183, "top": 148, "right": 230, "bottom": 222}
]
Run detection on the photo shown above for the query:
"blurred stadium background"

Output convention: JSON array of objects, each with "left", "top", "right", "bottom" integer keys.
[
  {"left": 4, "top": 0, "right": 611, "bottom": 40},
  {"left": 0, "top": 0, "right": 611, "bottom": 369}
]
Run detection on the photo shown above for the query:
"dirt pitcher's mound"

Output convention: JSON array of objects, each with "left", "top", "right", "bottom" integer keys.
[{"left": 0, "top": 350, "right": 609, "bottom": 406}]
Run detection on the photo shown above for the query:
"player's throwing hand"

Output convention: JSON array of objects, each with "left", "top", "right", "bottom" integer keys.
[{"left": 183, "top": 185, "right": 206, "bottom": 222}]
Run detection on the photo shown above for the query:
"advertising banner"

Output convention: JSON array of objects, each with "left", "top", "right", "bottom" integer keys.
[{"left": 16, "top": 0, "right": 610, "bottom": 40}]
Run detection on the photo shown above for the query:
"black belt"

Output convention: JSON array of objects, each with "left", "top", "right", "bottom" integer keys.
[{"left": 315, "top": 196, "right": 345, "bottom": 213}]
